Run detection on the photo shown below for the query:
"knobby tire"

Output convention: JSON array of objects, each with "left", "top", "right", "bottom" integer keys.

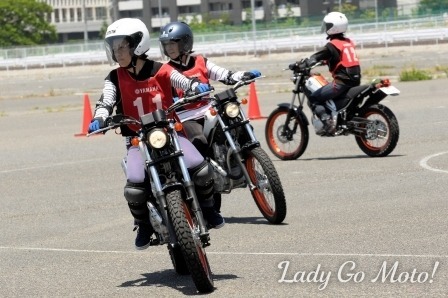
[
  {"left": 166, "top": 190, "right": 214, "bottom": 293},
  {"left": 265, "top": 107, "right": 309, "bottom": 160},
  {"left": 245, "top": 147, "right": 287, "bottom": 224}
]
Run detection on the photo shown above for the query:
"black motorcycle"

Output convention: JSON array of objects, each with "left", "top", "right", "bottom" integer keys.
[
  {"left": 265, "top": 60, "right": 400, "bottom": 160},
  {"left": 88, "top": 94, "right": 215, "bottom": 293}
]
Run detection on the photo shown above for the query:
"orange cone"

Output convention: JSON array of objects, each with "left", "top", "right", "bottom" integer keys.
[
  {"left": 74, "top": 94, "right": 94, "bottom": 137},
  {"left": 247, "top": 82, "right": 266, "bottom": 120}
]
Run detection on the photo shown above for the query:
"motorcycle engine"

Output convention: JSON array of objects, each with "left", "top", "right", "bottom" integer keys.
[
  {"left": 311, "top": 115, "right": 325, "bottom": 135},
  {"left": 211, "top": 143, "right": 229, "bottom": 192}
]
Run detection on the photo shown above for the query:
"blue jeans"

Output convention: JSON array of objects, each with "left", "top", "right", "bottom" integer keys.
[{"left": 309, "top": 81, "right": 351, "bottom": 118}]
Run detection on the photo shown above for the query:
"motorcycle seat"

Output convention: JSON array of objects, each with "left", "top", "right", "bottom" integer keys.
[{"left": 330, "top": 85, "right": 370, "bottom": 111}]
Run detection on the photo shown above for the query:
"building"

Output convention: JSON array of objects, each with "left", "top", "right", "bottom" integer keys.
[
  {"left": 43, "top": 0, "right": 110, "bottom": 42},
  {"left": 43, "top": 0, "right": 405, "bottom": 42}
]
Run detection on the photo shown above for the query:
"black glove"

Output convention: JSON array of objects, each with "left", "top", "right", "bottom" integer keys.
[
  {"left": 299, "top": 58, "right": 311, "bottom": 69},
  {"left": 288, "top": 61, "right": 299, "bottom": 70},
  {"left": 289, "top": 59, "right": 309, "bottom": 71}
]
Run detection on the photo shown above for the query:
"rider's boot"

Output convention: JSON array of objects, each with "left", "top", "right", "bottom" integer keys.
[
  {"left": 133, "top": 219, "right": 154, "bottom": 250},
  {"left": 191, "top": 161, "right": 225, "bottom": 229},
  {"left": 321, "top": 114, "right": 336, "bottom": 134}
]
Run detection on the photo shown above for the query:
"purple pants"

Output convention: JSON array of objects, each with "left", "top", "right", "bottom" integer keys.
[{"left": 125, "top": 136, "right": 204, "bottom": 183}]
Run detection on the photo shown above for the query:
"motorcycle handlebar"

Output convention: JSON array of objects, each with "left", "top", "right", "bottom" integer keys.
[
  {"left": 167, "top": 90, "right": 213, "bottom": 113},
  {"left": 86, "top": 115, "right": 140, "bottom": 137}
]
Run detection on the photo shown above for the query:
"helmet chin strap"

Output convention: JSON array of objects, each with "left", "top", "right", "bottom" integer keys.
[
  {"left": 122, "top": 56, "right": 139, "bottom": 80},
  {"left": 126, "top": 56, "right": 138, "bottom": 69}
]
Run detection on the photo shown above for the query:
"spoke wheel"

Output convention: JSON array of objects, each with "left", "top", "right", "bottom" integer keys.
[
  {"left": 245, "top": 147, "right": 286, "bottom": 224},
  {"left": 265, "top": 107, "right": 309, "bottom": 160},
  {"left": 166, "top": 190, "right": 214, "bottom": 293},
  {"left": 355, "top": 104, "right": 399, "bottom": 157}
]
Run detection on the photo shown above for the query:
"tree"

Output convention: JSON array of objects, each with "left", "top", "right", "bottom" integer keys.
[
  {"left": 0, "top": 0, "right": 56, "bottom": 46},
  {"left": 418, "top": 0, "right": 448, "bottom": 14},
  {"left": 99, "top": 21, "right": 108, "bottom": 39}
]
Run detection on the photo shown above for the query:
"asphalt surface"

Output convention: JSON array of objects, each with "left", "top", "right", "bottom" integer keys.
[{"left": 1, "top": 47, "right": 447, "bottom": 297}]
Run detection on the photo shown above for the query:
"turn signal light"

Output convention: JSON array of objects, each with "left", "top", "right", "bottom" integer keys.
[
  {"left": 381, "top": 78, "right": 390, "bottom": 87},
  {"left": 241, "top": 97, "right": 248, "bottom": 105},
  {"left": 131, "top": 137, "right": 139, "bottom": 147},
  {"left": 209, "top": 108, "right": 217, "bottom": 116},
  {"left": 174, "top": 122, "right": 183, "bottom": 132}
]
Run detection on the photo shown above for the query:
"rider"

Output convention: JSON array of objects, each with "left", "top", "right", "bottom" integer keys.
[
  {"left": 158, "top": 21, "right": 261, "bottom": 156},
  {"left": 291, "top": 12, "right": 361, "bottom": 133},
  {"left": 88, "top": 18, "right": 224, "bottom": 251}
]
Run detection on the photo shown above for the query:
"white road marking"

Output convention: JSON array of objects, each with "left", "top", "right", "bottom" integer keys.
[
  {"left": 0, "top": 157, "right": 116, "bottom": 174},
  {"left": 419, "top": 151, "right": 448, "bottom": 174},
  {"left": 0, "top": 246, "right": 446, "bottom": 258}
]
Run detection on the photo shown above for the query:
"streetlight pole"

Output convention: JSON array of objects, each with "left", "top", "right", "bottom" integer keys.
[
  {"left": 250, "top": 0, "right": 257, "bottom": 56},
  {"left": 375, "top": 0, "right": 378, "bottom": 28},
  {"left": 83, "top": 0, "right": 88, "bottom": 43},
  {"left": 158, "top": 0, "right": 162, "bottom": 27}
]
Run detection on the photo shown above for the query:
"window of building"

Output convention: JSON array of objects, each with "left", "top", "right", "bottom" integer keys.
[
  {"left": 69, "top": 8, "right": 75, "bottom": 22},
  {"left": 54, "top": 9, "right": 60, "bottom": 22},
  {"left": 77, "top": 8, "right": 82, "bottom": 21},
  {"left": 151, "top": 7, "right": 169, "bottom": 17},
  {"left": 179, "top": 5, "right": 200, "bottom": 14},
  {"left": 242, "top": 1, "right": 263, "bottom": 9},
  {"left": 62, "top": 8, "right": 66, "bottom": 22},
  {"left": 96, "top": 7, "right": 106, "bottom": 19},
  {"left": 209, "top": 3, "right": 233, "bottom": 11}
]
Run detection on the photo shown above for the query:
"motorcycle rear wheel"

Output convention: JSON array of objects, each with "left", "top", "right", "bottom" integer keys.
[
  {"left": 166, "top": 189, "right": 214, "bottom": 293},
  {"left": 265, "top": 107, "right": 309, "bottom": 160},
  {"left": 355, "top": 104, "right": 399, "bottom": 157},
  {"left": 245, "top": 147, "right": 286, "bottom": 224}
]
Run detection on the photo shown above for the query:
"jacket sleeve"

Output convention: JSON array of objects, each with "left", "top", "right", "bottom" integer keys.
[{"left": 93, "top": 72, "right": 117, "bottom": 120}]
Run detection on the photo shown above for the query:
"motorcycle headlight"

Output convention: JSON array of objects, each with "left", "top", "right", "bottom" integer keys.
[
  {"left": 224, "top": 102, "right": 240, "bottom": 118},
  {"left": 147, "top": 128, "right": 168, "bottom": 149}
]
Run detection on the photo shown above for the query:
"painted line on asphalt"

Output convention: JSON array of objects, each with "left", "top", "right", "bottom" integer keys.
[
  {"left": 419, "top": 151, "right": 448, "bottom": 174},
  {"left": 0, "top": 246, "right": 446, "bottom": 258},
  {"left": 0, "top": 157, "right": 116, "bottom": 174}
]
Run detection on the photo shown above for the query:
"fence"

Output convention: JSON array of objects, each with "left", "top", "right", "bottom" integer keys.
[{"left": 1, "top": 16, "right": 447, "bottom": 71}]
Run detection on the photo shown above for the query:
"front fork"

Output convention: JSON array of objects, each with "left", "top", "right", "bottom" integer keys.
[
  {"left": 139, "top": 127, "right": 210, "bottom": 245},
  {"left": 282, "top": 92, "right": 301, "bottom": 138},
  {"left": 216, "top": 112, "right": 258, "bottom": 191}
]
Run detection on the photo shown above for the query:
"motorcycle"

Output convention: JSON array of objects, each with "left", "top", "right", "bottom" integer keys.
[
  {"left": 87, "top": 94, "right": 216, "bottom": 293},
  {"left": 176, "top": 78, "right": 287, "bottom": 224},
  {"left": 265, "top": 60, "right": 400, "bottom": 160}
]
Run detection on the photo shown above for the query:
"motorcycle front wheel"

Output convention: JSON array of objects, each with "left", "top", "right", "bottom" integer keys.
[
  {"left": 355, "top": 104, "right": 399, "bottom": 157},
  {"left": 166, "top": 189, "right": 214, "bottom": 293},
  {"left": 265, "top": 107, "right": 309, "bottom": 160},
  {"left": 168, "top": 243, "right": 189, "bottom": 275},
  {"left": 245, "top": 147, "right": 286, "bottom": 224}
]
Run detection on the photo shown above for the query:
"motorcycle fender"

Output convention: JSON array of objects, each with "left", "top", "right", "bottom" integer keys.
[
  {"left": 203, "top": 109, "right": 218, "bottom": 139},
  {"left": 360, "top": 90, "right": 388, "bottom": 108},
  {"left": 162, "top": 182, "right": 186, "bottom": 198},
  {"left": 277, "top": 103, "right": 309, "bottom": 126}
]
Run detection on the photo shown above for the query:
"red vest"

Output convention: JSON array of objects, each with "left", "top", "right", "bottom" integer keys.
[
  {"left": 117, "top": 65, "right": 173, "bottom": 132},
  {"left": 176, "top": 55, "right": 209, "bottom": 110},
  {"left": 329, "top": 38, "right": 360, "bottom": 76}
]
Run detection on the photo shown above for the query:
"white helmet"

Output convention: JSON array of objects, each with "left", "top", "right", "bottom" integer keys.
[
  {"left": 104, "top": 18, "right": 150, "bottom": 65},
  {"left": 321, "top": 12, "right": 348, "bottom": 36}
]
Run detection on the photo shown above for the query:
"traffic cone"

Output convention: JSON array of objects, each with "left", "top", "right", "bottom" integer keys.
[
  {"left": 247, "top": 82, "right": 266, "bottom": 120},
  {"left": 74, "top": 94, "right": 93, "bottom": 137}
]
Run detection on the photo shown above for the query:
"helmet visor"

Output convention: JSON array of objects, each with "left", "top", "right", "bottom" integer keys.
[
  {"left": 104, "top": 36, "right": 131, "bottom": 66},
  {"left": 321, "top": 21, "right": 333, "bottom": 34}
]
